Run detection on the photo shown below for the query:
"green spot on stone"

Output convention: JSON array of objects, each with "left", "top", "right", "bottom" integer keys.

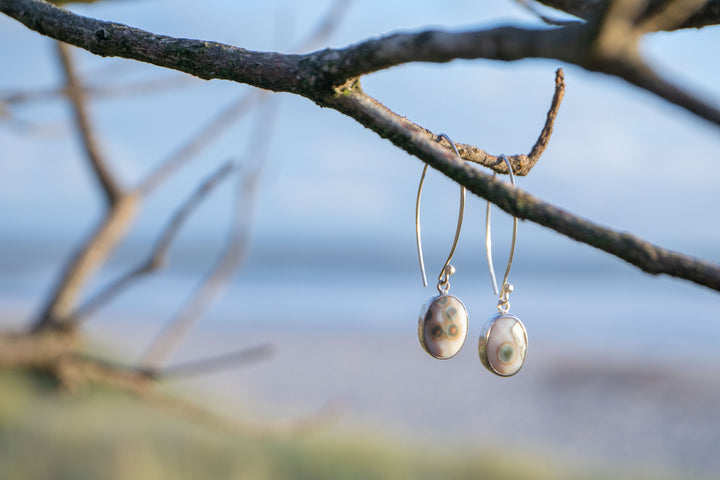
[{"left": 498, "top": 344, "right": 516, "bottom": 364}]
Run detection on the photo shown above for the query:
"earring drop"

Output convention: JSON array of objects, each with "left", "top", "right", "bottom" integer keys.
[
  {"left": 478, "top": 154, "right": 528, "bottom": 376},
  {"left": 415, "top": 134, "right": 468, "bottom": 360}
]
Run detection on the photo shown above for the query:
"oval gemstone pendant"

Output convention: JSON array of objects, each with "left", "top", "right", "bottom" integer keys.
[
  {"left": 418, "top": 295, "right": 468, "bottom": 359},
  {"left": 478, "top": 313, "right": 527, "bottom": 376}
]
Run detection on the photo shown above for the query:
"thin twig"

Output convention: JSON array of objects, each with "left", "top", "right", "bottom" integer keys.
[
  {"left": 138, "top": 92, "right": 260, "bottom": 195},
  {"left": 158, "top": 345, "right": 273, "bottom": 380},
  {"left": 436, "top": 68, "right": 565, "bottom": 175},
  {"left": 1, "top": 75, "right": 194, "bottom": 106},
  {"left": 140, "top": 102, "right": 279, "bottom": 368},
  {"left": 34, "top": 194, "right": 139, "bottom": 330},
  {"left": 514, "top": 0, "right": 584, "bottom": 26},
  {"left": 533, "top": 0, "right": 607, "bottom": 20},
  {"left": 294, "top": 0, "right": 354, "bottom": 51},
  {"left": 56, "top": 41, "right": 121, "bottom": 205},
  {"left": 73, "top": 161, "right": 237, "bottom": 321},
  {"left": 527, "top": 68, "right": 565, "bottom": 163}
]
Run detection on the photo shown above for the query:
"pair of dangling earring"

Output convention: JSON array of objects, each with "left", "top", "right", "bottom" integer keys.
[{"left": 416, "top": 134, "right": 528, "bottom": 377}]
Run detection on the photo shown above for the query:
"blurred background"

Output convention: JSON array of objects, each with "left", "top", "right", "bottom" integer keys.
[{"left": 2, "top": 0, "right": 720, "bottom": 479}]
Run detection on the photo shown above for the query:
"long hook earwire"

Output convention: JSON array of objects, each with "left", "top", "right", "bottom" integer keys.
[
  {"left": 416, "top": 133, "right": 467, "bottom": 289},
  {"left": 486, "top": 154, "right": 517, "bottom": 296},
  {"left": 416, "top": 163, "right": 429, "bottom": 287}
]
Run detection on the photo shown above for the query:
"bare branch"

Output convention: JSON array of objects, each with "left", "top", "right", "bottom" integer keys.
[
  {"left": 56, "top": 41, "right": 122, "bottom": 205},
  {"left": 514, "top": 0, "right": 584, "bottom": 26},
  {"left": 141, "top": 103, "right": 279, "bottom": 368},
  {"left": 1, "top": 75, "right": 194, "bottom": 106},
  {"left": 0, "top": 111, "right": 62, "bottom": 135},
  {"left": 138, "top": 93, "right": 259, "bottom": 194},
  {"left": 294, "top": 0, "right": 354, "bottom": 52},
  {"left": 527, "top": 68, "right": 566, "bottom": 164},
  {"left": 637, "top": 0, "right": 708, "bottom": 32},
  {"left": 535, "top": 0, "right": 720, "bottom": 29},
  {"left": 533, "top": 0, "right": 607, "bottom": 20},
  {"left": 73, "top": 162, "right": 237, "bottom": 321},
  {"left": 158, "top": 345, "right": 273, "bottom": 380},
  {"left": 34, "top": 193, "right": 139, "bottom": 331},
  {"left": 328, "top": 86, "right": 720, "bottom": 292},
  {"left": 440, "top": 68, "right": 565, "bottom": 176}
]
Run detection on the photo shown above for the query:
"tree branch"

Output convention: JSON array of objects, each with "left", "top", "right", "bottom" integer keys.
[
  {"left": 157, "top": 345, "right": 273, "bottom": 380},
  {"left": 138, "top": 93, "right": 259, "bottom": 194},
  {"left": 535, "top": 0, "right": 720, "bottom": 29},
  {"left": 328, "top": 86, "right": 720, "bottom": 292},
  {"left": 73, "top": 162, "right": 238, "bottom": 321},
  {"left": 391, "top": 68, "right": 565, "bottom": 176},
  {"left": 141, "top": 104, "right": 278, "bottom": 368},
  {"left": 515, "top": 0, "right": 585, "bottom": 27},
  {"left": 1, "top": 75, "right": 194, "bottom": 106},
  {"left": 34, "top": 193, "right": 139, "bottom": 331},
  {"left": 56, "top": 41, "right": 121, "bottom": 205}
]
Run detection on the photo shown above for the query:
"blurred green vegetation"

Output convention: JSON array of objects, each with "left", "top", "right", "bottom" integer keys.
[{"left": 0, "top": 370, "right": 662, "bottom": 480}]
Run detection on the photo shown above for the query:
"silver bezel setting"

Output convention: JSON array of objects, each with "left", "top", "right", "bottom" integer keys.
[
  {"left": 417, "top": 294, "right": 469, "bottom": 360},
  {"left": 478, "top": 313, "right": 527, "bottom": 376}
]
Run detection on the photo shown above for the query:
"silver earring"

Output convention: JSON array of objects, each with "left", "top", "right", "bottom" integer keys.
[
  {"left": 478, "top": 154, "right": 528, "bottom": 376},
  {"left": 415, "top": 134, "right": 469, "bottom": 360}
]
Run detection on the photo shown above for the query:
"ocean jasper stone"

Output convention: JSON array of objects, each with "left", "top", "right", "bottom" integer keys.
[
  {"left": 478, "top": 314, "right": 527, "bottom": 376},
  {"left": 418, "top": 295, "right": 468, "bottom": 359}
]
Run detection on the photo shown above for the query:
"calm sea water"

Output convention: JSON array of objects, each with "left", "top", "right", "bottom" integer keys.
[{"left": 2, "top": 234, "right": 719, "bottom": 363}]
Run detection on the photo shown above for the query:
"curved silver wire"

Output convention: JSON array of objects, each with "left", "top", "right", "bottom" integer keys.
[
  {"left": 416, "top": 133, "right": 466, "bottom": 290},
  {"left": 486, "top": 154, "right": 517, "bottom": 296}
]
